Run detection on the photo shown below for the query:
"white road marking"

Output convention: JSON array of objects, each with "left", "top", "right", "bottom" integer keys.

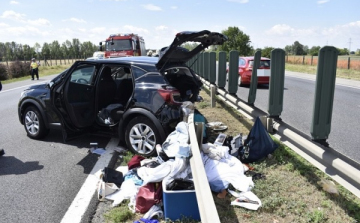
[
  {"left": 0, "top": 81, "right": 48, "bottom": 93},
  {"left": 60, "top": 138, "right": 121, "bottom": 223}
]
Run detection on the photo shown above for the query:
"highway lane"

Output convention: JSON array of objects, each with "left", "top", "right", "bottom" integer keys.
[
  {"left": 234, "top": 71, "right": 360, "bottom": 164},
  {"left": 0, "top": 77, "right": 111, "bottom": 223}
]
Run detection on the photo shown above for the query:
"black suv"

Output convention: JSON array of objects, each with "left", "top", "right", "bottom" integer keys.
[{"left": 18, "top": 30, "right": 227, "bottom": 156}]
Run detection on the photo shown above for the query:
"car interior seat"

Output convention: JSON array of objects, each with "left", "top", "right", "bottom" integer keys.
[
  {"left": 97, "top": 66, "right": 117, "bottom": 110},
  {"left": 115, "top": 67, "right": 133, "bottom": 105}
]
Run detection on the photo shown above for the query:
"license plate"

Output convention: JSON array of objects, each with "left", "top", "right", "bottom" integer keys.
[{"left": 257, "top": 69, "right": 270, "bottom": 77}]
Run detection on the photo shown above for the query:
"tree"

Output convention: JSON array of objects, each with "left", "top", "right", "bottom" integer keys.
[
  {"left": 219, "top": 26, "right": 252, "bottom": 56},
  {"left": 284, "top": 45, "right": 292, "bottom": 55},
  {"left": 72, "top": 38, "right": 81, "bottom": 58},
  {"left": 81, "top": 41, "right": 97, "bottom": 58},
  {"left": 0, "top": 43, "right": 5, "bottom": 61},
  {"left": 261, "top": 47, "right": 274, "bottom": 58},
  {"left": 182, "top": 42, "right": 199, "bottom": 51},
  {"left": 338, "top": 48, "right": 349, "bottom": 55},
  {"left": 22, "top": 44, "right": 33, "bottom": 61},
  {"left": 309, "top": 46, "right": 321, "bottom": 56},
  {"left": 50, "top": 40, "right": 61, "bottom": 65},
  {"left": 41, "top": 43, "right": 51, "bottom": 64},
  {"left": 34, "top": 42, "right": 41, "bottom": 59},
  {"left": 293, "top": 41, "right": 307, "bottom": 55}
]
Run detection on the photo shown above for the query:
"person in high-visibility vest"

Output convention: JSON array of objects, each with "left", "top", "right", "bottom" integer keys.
[{"left": 30, "top": 58, "right": 40, "bottom": 80}]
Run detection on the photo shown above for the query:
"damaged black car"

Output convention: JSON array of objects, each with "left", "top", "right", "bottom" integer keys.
[{"left": 17, "top": 30, "right": 227, "bottom": 157}]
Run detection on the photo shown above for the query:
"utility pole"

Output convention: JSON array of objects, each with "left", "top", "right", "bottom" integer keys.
[{"left": 348, "top": 38, "right": 352, "bottom": 54}]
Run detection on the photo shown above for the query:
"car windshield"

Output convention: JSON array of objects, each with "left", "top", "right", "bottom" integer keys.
[
  {"left": 249, "top": 60, "right": 270, "bottom": 68},
  {"left": 106, "top": 39, "right": 132, "bottom": 51}
]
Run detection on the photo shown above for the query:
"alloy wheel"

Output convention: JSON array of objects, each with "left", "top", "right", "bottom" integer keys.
[
  {"left": 25, "top": 110, "right": 39, "bottom": 135},
  {"left": 129, "top": 123, "right": 156, "bottom": 155}
]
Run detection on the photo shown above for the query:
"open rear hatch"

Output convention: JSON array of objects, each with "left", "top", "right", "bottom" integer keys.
[
  {"left": 156, "top": 30, "right": 227, "bottom": 72},
  {"left": 156, "top": 30, "right": 227, "bottom": 102}
]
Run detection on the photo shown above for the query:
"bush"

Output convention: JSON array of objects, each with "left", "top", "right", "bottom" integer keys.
[
  {"left": 8, "top": 61, "right": 30, "bottom": 79},
  {"left": 0, "top": 63, "right": 9, "bottom": 81}
]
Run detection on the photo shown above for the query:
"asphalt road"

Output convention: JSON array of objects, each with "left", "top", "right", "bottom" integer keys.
[
  {"left": 0, "top": 76, "right": 111, "bottom": 223},
  {"left": 234, "top": 71, "right": 360, "bottom": 164}
]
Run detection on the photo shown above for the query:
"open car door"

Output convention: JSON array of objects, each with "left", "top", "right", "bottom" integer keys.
[{"left": 51, "top": 62, "right": 98, "bottom": 140}]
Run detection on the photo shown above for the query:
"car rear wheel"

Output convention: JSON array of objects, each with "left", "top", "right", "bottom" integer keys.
[
  {"left": 23, "top": 106, "right": 49, "bottom": 139},
  {"left": 238, "top": 75, "right": 243, "bottom": 86},
  {"left": 125, "top": 116, "right": 160, "bottom": 157}
]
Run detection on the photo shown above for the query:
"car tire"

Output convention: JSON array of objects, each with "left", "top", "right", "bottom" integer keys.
[
  {"left": 23, "top": 106, "right": 49, "bottom": 139},
  {"left": 125, "top": 116, "right": 160, "bottom": 157},
  {"left": 238, "top": 75, "right": 244, "bottom": 86}
]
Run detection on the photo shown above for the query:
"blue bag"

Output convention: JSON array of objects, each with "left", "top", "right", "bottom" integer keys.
[{"left": 239, "top": 117, "right": 278, "bottom": 163}]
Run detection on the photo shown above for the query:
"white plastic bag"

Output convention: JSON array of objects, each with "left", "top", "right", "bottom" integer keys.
[{"left": 97, "top": 181, "right": 119, "bottom": 201}]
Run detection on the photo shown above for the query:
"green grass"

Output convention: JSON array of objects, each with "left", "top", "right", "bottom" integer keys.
[
  {"left": 285, "top": 63, "right": 360, "bottom": 80},
  {"left": 102, "top": 89, "right": 360, "bottom": 223}
]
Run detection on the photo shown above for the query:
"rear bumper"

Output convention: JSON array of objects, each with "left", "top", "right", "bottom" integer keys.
[{"left": 241, "top": 75, "right": 269, "bottom": 84}]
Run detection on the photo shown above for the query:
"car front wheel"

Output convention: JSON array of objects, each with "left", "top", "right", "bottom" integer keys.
[
  {"left": 23, "top": 106, "right": 49, "bottom": 139},
  {"left": 125, "top": 116, "right": 160, "bottom": 157}
]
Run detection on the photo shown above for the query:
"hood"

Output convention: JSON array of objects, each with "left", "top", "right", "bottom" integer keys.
[
  {"left": 28, "top": 83, "right": 48, "bottom": 90},
  {"left": 156, "top": 30, "right": 227, "bottom": 71}
]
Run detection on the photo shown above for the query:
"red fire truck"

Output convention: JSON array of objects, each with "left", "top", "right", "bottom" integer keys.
[{"left": 99, "top": 33, "right": 146, "bottom": 58}]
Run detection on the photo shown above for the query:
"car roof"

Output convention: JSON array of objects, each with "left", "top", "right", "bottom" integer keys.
[
  {"left": 85, "top": 56, "right": 158, "bottom": 65},
  {"left": 240, "top": 56, "right": 270, "bottom": 60}
]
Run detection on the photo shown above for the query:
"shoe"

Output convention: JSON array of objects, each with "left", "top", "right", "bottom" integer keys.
[
  {"left": 31, "top": 79, "right": 34, "bottom": 80},
  {"left": 37, "top": 78, "right": 39, "bottom": 80}
]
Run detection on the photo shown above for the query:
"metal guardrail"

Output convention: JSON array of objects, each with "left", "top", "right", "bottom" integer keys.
[
  {"left": 199, "top": 77, "right": 360, "bottom": 199},
  {"left": 187, "top": 113, "right": 221, "bottom": 223}
]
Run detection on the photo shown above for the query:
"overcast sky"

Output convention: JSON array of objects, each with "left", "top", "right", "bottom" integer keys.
[{"left": 1, "top": 0, "right": 359, "bottom": 52}]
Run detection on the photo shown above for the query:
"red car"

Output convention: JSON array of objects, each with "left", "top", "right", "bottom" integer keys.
[{"left": 228, "top": 56, "right": 271, "bottom": 86}]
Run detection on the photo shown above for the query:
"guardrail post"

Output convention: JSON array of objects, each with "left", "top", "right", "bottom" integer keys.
[
  {"left": 268, "top": 48, "right": 285, "bottom": 119},
  {"left": 194, "top": 55, "right": 199, "bottom": 73},
  {"left": 247, "top": 50, "right": 261, "bottom": 105},
  {"left": 204, "top": 52, "right": 210, "bottom": 80},
  {"left": 228, "top": 50, "right": 239, "bottom": 95},
  {"left": 199, "top": 53, "right": 204, "bottom": 77},
  {"left": 310, "top": 46, "right": 338, "bottom": 146},
  {"left": 209, "top": 52, "right": 216, "bottom": 84},
  {"left": 217, "top": 51, "right": 227, "bottom": 88}
]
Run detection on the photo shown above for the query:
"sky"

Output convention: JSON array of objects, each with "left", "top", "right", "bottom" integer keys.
[{"left": 0, "top": 0, "right": 359, "bottom": 52}]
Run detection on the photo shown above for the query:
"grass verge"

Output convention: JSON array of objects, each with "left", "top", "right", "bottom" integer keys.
[
  {"left": 286, "top": 63, "right": 360, "bottom": 81},
  {"left": 2, "top": 64, "right": 73, "bottom": 84},
  {"left": 102, "top": 88, "right": 360, "bottom": 223}
]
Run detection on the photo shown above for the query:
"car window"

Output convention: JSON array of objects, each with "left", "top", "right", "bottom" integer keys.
[
  {"left": 239, "top": 58, "right": 246, "bottom": 66},
  {"left": 136, "top": 72, "right": 166, "bottom": 84},
  {"left": 112, "top": 66, "right": 131, "bottom": 80},
  {"left": 70, "top": 65, "right": 96, "bottom": 85},
  {"left": 132, "top": 66, "right": 147, "bottom": 79},
  {"left": 260, "top": 60, "right": 271, "bottom": 68},
  {"left": 248, "top": 60, "right": 271, "bottom": 68}
]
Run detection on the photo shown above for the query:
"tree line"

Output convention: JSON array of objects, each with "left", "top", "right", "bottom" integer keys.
[
  {"left": 0, "top": 38, "right": 98, "bottom": 81},
  {"left": 184, "top": 27, "right": 358, "bottom": 58},
  {"left": 0, "top": 38, "right": 98, "bottom": 63}
]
